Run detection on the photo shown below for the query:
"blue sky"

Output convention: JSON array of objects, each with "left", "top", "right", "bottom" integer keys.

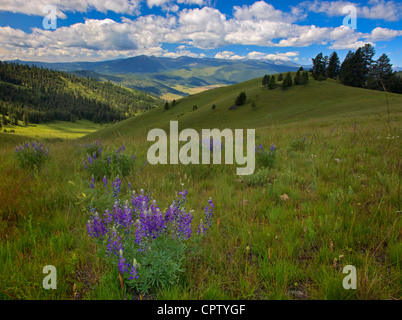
[{"left": 0, "top": 0, "right": 401, "bottom": 67}]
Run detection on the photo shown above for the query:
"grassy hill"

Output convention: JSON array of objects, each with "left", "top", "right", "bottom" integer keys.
[
  {"left": 0, "top": 75, "right": 401, "bottom": 301},
  {"left": 87, "top": 74, "right": 402, "bottom": 142}
]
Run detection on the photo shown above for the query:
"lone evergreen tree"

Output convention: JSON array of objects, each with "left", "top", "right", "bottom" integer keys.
[
  {"left": 235, "top": 92, "right": 247, "bottom": 106},
  {"left": 164, "top": 102, "right": 170, "bottom": 111},
  {"left": 278, "top": 73, "right": 284, "bottom": 81}
]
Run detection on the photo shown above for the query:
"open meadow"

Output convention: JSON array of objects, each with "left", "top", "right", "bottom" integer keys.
[{"left": 0, "top": 76, "right": 401, "bottom": 300}]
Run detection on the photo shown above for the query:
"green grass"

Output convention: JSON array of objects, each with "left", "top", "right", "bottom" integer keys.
[
  {"left": 0, "top": 75, "right": 401, "bottom": 300},
  {"left": 1, "top": 119, "right": 110, "bottom": 140}
]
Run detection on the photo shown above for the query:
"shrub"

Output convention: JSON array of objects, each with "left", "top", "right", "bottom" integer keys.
[
  {"left": 83, "top": 144, "right": 136, "bottom": 180},
  {"left": 290, "top": 137, "right": 307, "bottom": 152},
  {"left": 83, "top": 138, "right": 102, "bottom": 159},
  {"left": 243, "top": 167, "right": 271, "bottom": 187},
  {"left": 14, "top": 141, "right": 49, "bottom": 170},
  {"left": 84, "top": 181, "right": 214, "bottom": 295},
  {"left": 255, "top": 143, "right": 277, "bottom": 169}
]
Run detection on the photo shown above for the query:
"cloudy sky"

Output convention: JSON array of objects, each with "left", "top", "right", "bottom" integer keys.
[{"left": 0, "top": 0, "right": 401, "bottom": 66}]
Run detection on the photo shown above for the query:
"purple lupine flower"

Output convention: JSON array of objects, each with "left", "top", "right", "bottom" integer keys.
[
  {"left": 103, "top": 209, "right": 113, "bottom": 228},
  {"left": 118, "top": 257, "right": 129, "bottom": 274},
  {"left": 129, "top": 260, "right": 139, "bottom": 280},
  {"left": 87, "top": 212, "right": 107, "bottom": 239},
  {"left": 270, "top": 143, "right": 277, "bottom": 152},
  {"left": 103, "top": 176, "right": 108, "bottom": 188},
  {"left": 87, "top": 155, "right": 93, "bottom": 165},
  {"left": 107, "top": 228, "right": 123, "bottom": 256},
  {"left": 113, "top": 177, "right": 121, "bottom": 198},
  {"left": 83, "top": 160, "right": 88, "bottom": 170},
  {"left": 200, "top": 197, "right": 214, "bottom": 233},
  {"left": 90, "top": 175, "right": 95, "bottom": 189},
  {"left": 176, "top": 208, "right": 193, "bottom": 239},
  {"left": 107, "top": 156, "right": 111, "bottom": 165}
]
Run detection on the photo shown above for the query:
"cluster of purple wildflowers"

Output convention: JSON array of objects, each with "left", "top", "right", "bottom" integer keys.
[
  {"left": 198, "top": 197, "right": 215, "bottom": 235},
  {"left": 255, "top": 143, "right": 276, "bottom": 153},
  {"left": 86, "top": 181, "right": 214, "bottom": 282},
  {"left": 83, "top": 143, "right": 135, "bottom": 181},
  {"left": 14, "top": 141, "right": 50, "bottom": 169},
  {"left": 255, "top": 143, "right": 277, "bottom": 169},
  {"left": 15, "top": 141, "right": 50, "bottom": 157},
  {"left": 112, "top": 177, "right": 121, "bottom": 197}
]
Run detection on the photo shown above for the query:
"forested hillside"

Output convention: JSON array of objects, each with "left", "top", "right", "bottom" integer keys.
[{"left": 0, "top": 61, "right": 163, "bottom": 125}]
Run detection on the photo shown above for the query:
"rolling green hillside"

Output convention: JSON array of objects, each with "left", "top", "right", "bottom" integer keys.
[
  {"left": 1, "top": 74, "right": 401, "bottom": 300},
  {"left": 87, "top": 75, "right": 402, "bottom": 142},
  {"left": 0, "top": 61, "right": 163, "bottom": 125}
]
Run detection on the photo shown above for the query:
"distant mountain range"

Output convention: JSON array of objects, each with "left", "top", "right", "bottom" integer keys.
[{"left": 9, "top": 55, "right": 309, "bottom": 99}]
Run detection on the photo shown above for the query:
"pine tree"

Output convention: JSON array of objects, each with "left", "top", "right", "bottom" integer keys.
[
  {"left": 326, "top": 51, "right": 340, "bottom": 79},
  {"left": 235, "top": 92, "right": 247, "bottom": 106},
  {"left": 268, "top": 75, "right": 277, "bottom": 89},
  {"left": 367, "top": 53, "right": 393, "bottom": 91},
  {"left": 361, "top": 43, "right": 376, "bottom": 74},
  {"left": 262, "top": 75, "right": 270, "bottom": 87},
  {"left": 301, "top": 71, "right": 309, "bottom": 85},
  {"left": 294, "top": 70, "right": 301, "bottom": 85},
  {"left": 311, "top": 52, "right": 327, "bottom": 80},
  {"left": 340, "top": 48, "right": 366, "bottom": 87},
  {"left": 1, "top": 114, "right": 7, "bottom": 126},
  {"left": 282, "top": 72, "right": 293, "bottom": 90},
  {"left": 164, "top": 102, "right": 170, "bottom": 111},
  {"left": 278, "top": 74, "right": 284, "bottom": 81},
  {"left": 23, "top": 112, "right": 28, "bottom": 126}
]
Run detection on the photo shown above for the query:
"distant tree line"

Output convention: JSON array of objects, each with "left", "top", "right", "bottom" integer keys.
[
  {"left": 0, "top": 61, "right": 163, "bottom": 125},
  {"left": 310, "top": 44, "right": 402, "bottom": 93},
  {"left": 262, "top": 67, "right": 309, "bottom": 90}
]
